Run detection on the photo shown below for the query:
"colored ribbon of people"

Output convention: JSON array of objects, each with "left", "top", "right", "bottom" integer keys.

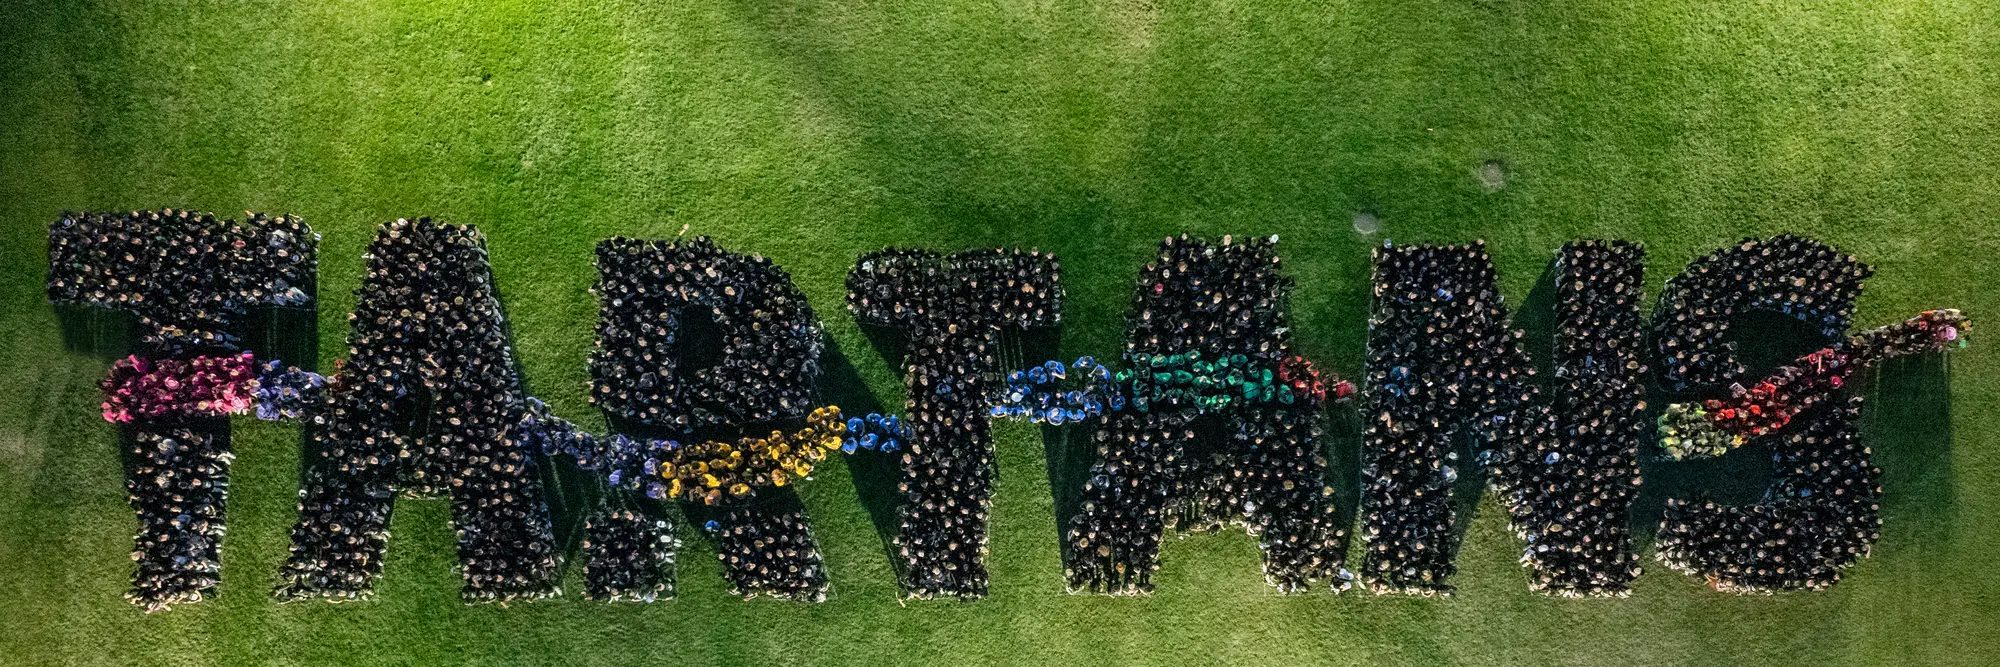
[{"left": 48, "top": 209, "right": 1973, "bottom": 611}]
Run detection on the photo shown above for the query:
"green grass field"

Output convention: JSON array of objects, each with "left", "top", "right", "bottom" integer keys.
[{"left": 3, "top": 0, "right": 1998, "bottom": 665}]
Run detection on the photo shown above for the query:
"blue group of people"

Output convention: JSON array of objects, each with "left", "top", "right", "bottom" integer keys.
[
  {"left": 991, "top": 356, "right": 1114, "bottom": 425},
  {"left": 841, "top": 413, "right": 908, "bottom": 454},
  {"left": 847, "top": 246, "right": 1065, "bottom": 599}
]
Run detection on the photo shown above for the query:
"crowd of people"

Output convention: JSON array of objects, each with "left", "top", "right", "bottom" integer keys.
[
  {"left": 50, "top": 212, "right": 1978, "bottom": 606},
  {"left": 992, "top": 352, "right": 1351, "bottom": 426},
  {"left": 100, "top": 352, "right": 259, "bottom": 423},
  {"left": 516, "top": 393, "right": 843, "bottom": 601},
  {"left": 122, "top": 424, "right": 232, "bottom": 611},
  {"left": 48, "top": 209, "right": 319, "bottom": 611},
  {"left": 1652, "top": 309, "right": 1965, "bottom": 593},
  {"left": 648, "top": 407, "right": 846, "bottom": 505},
  {"left": 1645, "top": 236, "right": 1954, "bottom": 593},
  {"left": 1657, "top": 396, "right": 1881, "bottom": 592},
  {"left": 49, "top": 209, "right": 317, "bottom": 355},
  {"left": 582, "top": 504, "right": 680, "bottom": 602},
  {"left": 848, "top": 247, "right": 1063, "bottom": 599},
  {"left": 992, "top": 357, "right": 1115, "bottom": 424},
  {"left": 1490, "top": 241, "right": 1648, "bottom": 597},
  {"left": 514, "top": 398, "right": 646, "bottom": 483},
  {"left": 524, "top": 399, "right": 844, "bottom": 503},
  {"left": 586, "top": 237, "right": 837, "bottom": 601},
  {"left": 277, "top": 218, "right": 560, "bottom": 604},
  {"left": 841, "top": 412, "right": 908, "bottom": 454},
  {"left": 1063, "top": 235, "right": 1349, "bottom": 595},
  {"left": 254, "top": 360, "right": 327, "bottom": 421},
  {"left": 1360, "top": 241, "right": 1543, "bottom": 596},
  {"left": 1650, "top": 234, "right": 1873, "bottom": 392},
  {"left": 589, "top": 236, "right": 825, "bottom": 430},
  {"left": 527, "top": 402, "right": 847, "bottom": 506},
  {"left": 1219, "top": 402, "right": 1353, "bottom": 593},
  {"left": 704, "top": 505, "right": 833, "bottom": 602},
  {"left": 100, "top": 354, "right": 259, "bottom": 608}
]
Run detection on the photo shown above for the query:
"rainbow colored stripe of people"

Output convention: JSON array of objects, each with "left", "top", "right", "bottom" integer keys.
[{"left": 49, "top": 212, "right": 1972, "bottom": 610}]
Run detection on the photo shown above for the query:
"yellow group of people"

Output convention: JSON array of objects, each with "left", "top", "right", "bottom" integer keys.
[{"left": 655, "top": 406, "right": 847, "bottom": 505}]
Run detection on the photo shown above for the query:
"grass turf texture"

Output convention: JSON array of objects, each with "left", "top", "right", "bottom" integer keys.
[{"left": 1, "top": 0, "right": 1997, "bottom": 665}]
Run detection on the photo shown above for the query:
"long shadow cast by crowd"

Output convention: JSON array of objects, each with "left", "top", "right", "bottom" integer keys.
[
  {"left": 1443, "top": 260, "right": 1564, "bottom": 554},
  {"left": 818, "top": 333, "right": 903, "bottom": 571},
  {"left": 1002, "top": 327, "right": 1070, "bottom": 556},
  {"left": 488, "top": 277, "right": 599, "bottom": 566},
  {"left": 1862, "top": 353, "right": 1956, "bottom": 555},
  {"left": 55, "top": 304, "right": 138, "bottom": 359}
]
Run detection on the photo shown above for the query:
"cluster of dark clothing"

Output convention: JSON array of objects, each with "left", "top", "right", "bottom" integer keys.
[
  {"left": 120, "top": 424, "right": 232, "bottom": 611},
  {"left": 1645, "top": 234, "right": 1885, "bottom": 593},
  {"left": 1649, "top": 235, "right": 1872, "bottom": 392},
  {"left": 49, "top": 209, "right": 316, "bottom": 354},
  {"left": 51, "top": 211, "right": 1977, "bottom": 607},
  {"left": 276, "top": 218, "right": 560, "bottom": 603},
  {"left": 1064, "top": 236, "right": 1348, "bottom": 595},
  {"left": 582, "top": 506, "right": 679, "bottom": 602},
  {"left": 848, "top": 247, "right": 1062, "bottom": 599},
  {"left": 589, "top": 236, "right": 824, "bottom": 430},
  {"left": 1491, "top": 241, "right": 1648, "bottom": 597},
  {"left": 1359, "top": 241, "right": 1543, "bottom": 596},
  {"left": 47, "top": 209, "right": 318, "bottom": 611},
  {"left": 703, "top": 506, "right": 832, "bottom": 601}
]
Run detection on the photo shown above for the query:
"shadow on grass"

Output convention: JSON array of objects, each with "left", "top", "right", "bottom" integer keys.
[
  {"left": 1863, "top": 354, "right": 1956, "bottom": 554},
  {"left": 1512, "top": 258, "right": 1560, "bottom": 392},
  {"left": 1006, "top": 326, "right": 1075, "bottom": 556},
  {"left": 1444, "top": 259, "right": 1561, "bottom": 554},
  {"left": 490, "top": 275, "right": 596, "bottom": 564},
  {"left": 55, "top": 304, "right": 137, "bottom": 359},
  {"left": 246, "top": 270, "right": 321, "bottom": 370},
  {"left": 1321, "top": 404, "right": 1364, "bottom": 562},
  {"left": 819, "top": 333, "right": 903, "bottom": 571}
]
